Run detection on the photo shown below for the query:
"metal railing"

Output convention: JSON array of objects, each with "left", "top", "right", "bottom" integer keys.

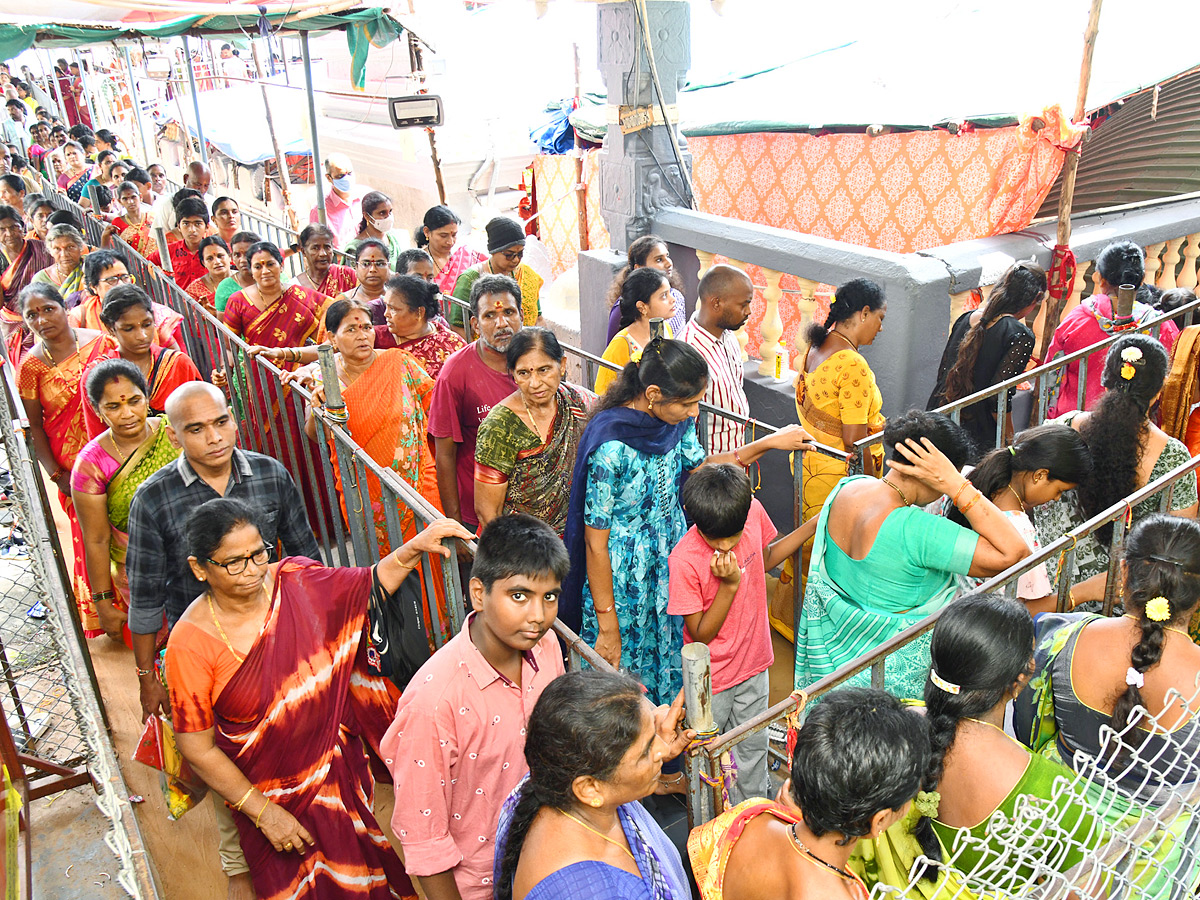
[{"left": 687, "top": 453, "right": 1200, "bottom": 823}]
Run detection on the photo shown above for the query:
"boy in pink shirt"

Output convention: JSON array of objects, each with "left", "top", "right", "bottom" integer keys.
[
  {"left": 667, "top": 464, "right": 814, "bottom": 802},
  {"left": 381, "top": 514, "right": 569, "bottom": 900}
]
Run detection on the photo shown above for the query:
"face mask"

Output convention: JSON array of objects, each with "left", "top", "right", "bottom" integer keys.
[
  {"left": 331, "top": 174, "right": 353, "bottom": 192},
  {"left": 369, "top": 213, "right": 394, "bottom": 233}
]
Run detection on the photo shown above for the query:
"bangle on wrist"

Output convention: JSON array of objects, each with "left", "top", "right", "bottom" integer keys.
[
  {"left": 733, "top": 448, "right": 747, "bottom": 469},
  {"left": 93, "top": 589, "right": 115, "bottom": 601},
  {"left": 136, "top": 666, "right": 153, "bottom": 677},
  {"left": 232, "top": 787, "right": 254, "bottom": 812},
  {"left": 255, "top": 802, "right": 268, "bottom": 829},
  {"left": 593, "top": 603, "right": 615, "bottom": 614},
  {"left": 51, "top": 466, "right": 67, "bottom": 481},
  {"left": 951, "top": 481, "right": 971, "bottom": 507},
  {"left": 959, "top": 490, "right": 983, "bottom": 514}
]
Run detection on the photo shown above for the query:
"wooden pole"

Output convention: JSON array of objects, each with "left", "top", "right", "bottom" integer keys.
[
  {"left": 1039, "top": 0, "right": 1103, "bottom": 354},
  {"left": 574, "top": 43, "right": 590, "bottom": 253},
  {"left": 681, "top": 642, "right": 715, "bottom": 826},
  {"left": 251, "top": 41, "right": 300, "bottom": 232},
  {"left": 408, "top": 32, "right": 447, "bottom": 205}
]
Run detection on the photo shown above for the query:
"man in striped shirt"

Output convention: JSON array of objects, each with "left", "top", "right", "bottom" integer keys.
[{"left": 678, "top": 265, "right": 753, "bottom": 454}]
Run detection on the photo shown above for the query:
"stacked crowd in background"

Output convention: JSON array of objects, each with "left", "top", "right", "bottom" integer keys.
[{"left": 1, "top": 83, "right": 1199, "bottom": 900}]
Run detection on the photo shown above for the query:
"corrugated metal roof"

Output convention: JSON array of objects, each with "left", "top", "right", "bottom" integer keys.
[{"left": 1038, "top": 68, "right": 1200, "bottom": 216}]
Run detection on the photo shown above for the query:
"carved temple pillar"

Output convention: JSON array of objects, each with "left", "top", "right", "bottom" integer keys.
[{"left": 595, "top": 0, "right": 693, "bottom": 251}]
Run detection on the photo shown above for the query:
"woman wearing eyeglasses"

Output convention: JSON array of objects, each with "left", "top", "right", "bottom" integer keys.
[
  {"left": 448, "top": 216, "right": 543, "bottom": 336},
  {"left": 70, "top": 250, "right": 186, "bottom": 353},
  {"left": 342, "top": 239, "right": 391, "bottom": 311},
  {"left": 81, "top": 285, "right": 203, "bottom": 439},
  {"left": 166, "top": 496, "right": 472, "bottom": 900},
  {"left": 343, "top": 191, "right": 404, "bottom": 271},
  {"left": 72, "top": 358, "right": 181, "bottom": 642}
]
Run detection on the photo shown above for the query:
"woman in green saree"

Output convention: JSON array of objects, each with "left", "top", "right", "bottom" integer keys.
[
  {"left": 1014, "top": 514, "right": 1200, "bottom": 899},
  {"left": 71, "top": 359, "right": 180, "bottom": 643},
  {"left": 794, "top": 410, "right": 1029, "bottom": 699},
  {"left": 474, "top": 327, "right": 591, "bottom": 537}
]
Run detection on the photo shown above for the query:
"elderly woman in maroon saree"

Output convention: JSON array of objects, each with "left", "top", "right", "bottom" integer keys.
[{"left": 167, "top": 498, "right": 474, "bottom": 900}]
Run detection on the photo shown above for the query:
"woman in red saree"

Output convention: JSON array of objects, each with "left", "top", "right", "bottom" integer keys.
[
  {"left": 382, "top": 274, "right": 466, "bottom": 380},
  {"left": 103, "top": 180, "right": 156, "bottom": 257},
  {"left": 185, "top": 236, "right": 232, "bottom": 315},
  {"left": 166, "top": 500, "right": 472, "bottom": 900},
  {"left": 81, "top": 285, "right": 203, "bottom": 438},
  {"left": 293, "top": 224, "right": 357, "bottom": 300},
  {"left": 17, "top": 283, "right": 115, "bottom": 629},
  {"left": 222, "top": 242, "right": 332, "bottom": 362}
]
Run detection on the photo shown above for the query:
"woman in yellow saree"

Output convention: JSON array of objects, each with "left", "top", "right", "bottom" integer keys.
[
  {"left": 774, "top": 279, "right": 887, "bottom": 636},
  {"left": 71, "top": 359, "right": 180, "bottom": 642}
]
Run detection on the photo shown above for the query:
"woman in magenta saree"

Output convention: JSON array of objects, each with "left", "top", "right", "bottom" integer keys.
[{"left": 167, "top": 499, "right": 474, "bottom": 900}]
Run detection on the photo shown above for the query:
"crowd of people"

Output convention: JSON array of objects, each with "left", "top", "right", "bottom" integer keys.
[{"left": 1, "top": 118, "right": 1199, "bottom": 900}]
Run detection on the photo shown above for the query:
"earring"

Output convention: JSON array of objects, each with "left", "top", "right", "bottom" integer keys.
[
  {"left": 591, "top": 798, "right": 601, "bottom": 808},
  {"left": 648, "top": 399, "right": 655, "bottom": 415}
]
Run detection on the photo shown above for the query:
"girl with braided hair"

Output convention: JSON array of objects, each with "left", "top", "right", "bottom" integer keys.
[
  {"left": 1034, "top": 333, "right": 1198, "bottom": 608},
  {"left": 928, "top": 262, "right": 1045, "bottom": 453},
  {"left": 1016, "top": 514, "right": 1200, "bottom": 897}
]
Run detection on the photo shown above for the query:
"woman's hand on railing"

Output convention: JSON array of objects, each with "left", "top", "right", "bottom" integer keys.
[
  {"left": 247, "top": 345, "right": 281, "bottom": 361},
  {"left": 100, "top": 223, "right": 117, "bottom": 248},
  {"left": 769, "top": 423, "right": 816, "bottom": 453},
  {"left": 281, "top": 365, "right": 318, "bottom": 392},
  {"left": 654, "top": 690, "right": 696, "bottom": 762},
  {"left": 211, "top": 368, "right": 228, "bottom": 391},
  {"left": 890, "top": 438, "right": 967, "bottom": 497}
]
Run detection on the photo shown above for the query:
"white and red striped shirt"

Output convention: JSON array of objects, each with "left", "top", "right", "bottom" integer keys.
[{"left": 678, "top": 316, "right": 749, "bottom": 454}]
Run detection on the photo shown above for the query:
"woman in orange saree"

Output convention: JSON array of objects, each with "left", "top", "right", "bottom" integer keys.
[
  {"left": 303, "top": 302, "right": 448, "bottom": 632},
  {"left": 17, "top": 283, "right": 116, "bottom": 630},
  {"left": 167, "top": 499, "right": 473, "bottom": 900}
]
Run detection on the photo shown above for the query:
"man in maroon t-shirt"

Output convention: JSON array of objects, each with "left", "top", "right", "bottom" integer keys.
[{"left": 428, "top": 274, "right": 523, "bottom": 531}]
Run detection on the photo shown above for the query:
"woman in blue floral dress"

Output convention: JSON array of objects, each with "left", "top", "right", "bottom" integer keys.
[{"left": 561, "top": 338, "right": 812, "bottom": 706}]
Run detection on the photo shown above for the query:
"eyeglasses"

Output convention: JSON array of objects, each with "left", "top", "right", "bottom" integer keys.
[
  {"left": 206, "top": 545, "right": 274, "bottom": 575},
  {"left": 100, "top": 273, "right": 135, "bottom": 287},
  {"left": 499, "top": 250, "right": 524, "bottom": 262}
]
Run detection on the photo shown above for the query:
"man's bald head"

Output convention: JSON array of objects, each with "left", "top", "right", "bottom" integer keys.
[
  {"left": 183, "top": 161, "right": 211, "bottom": 193},
  {"left": 164, "top": 381, "right": 227, "bottom": 426},
  {"left": 698, "top": 264, "right": 754, "bottom": 333},
  {"left": 699, "top": 265, "right": 752, "bottom": 303}
]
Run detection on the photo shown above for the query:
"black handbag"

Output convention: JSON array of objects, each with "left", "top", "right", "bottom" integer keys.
[{"left": 366, "top": 568, "right": 432, "bottom": 690}]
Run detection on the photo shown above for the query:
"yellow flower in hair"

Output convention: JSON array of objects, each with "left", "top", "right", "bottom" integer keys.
[
  {"left": 1145, "top": 595, "right": 1172, "bottom": 622},
  {"left": 1121, "top": 363, "right": 1136, "bottom": 380}
]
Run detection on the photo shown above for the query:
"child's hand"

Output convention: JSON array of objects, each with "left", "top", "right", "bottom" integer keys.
[{"left": 710, "top": 550, "right": 742, "bottom": 587}]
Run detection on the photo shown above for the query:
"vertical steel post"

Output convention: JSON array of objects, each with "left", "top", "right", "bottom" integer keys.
[
  {"left": 682, "top": 642, "right": 715, "bottom": 827},
  {"left": 121, "top": 45, "right": 151, "bottom": 163},
  {"left": 181, "top": 36, "right": 209, "bottom": 163},
  {"left": 299, "top": 32, "right": 326, "bottom": 226}
]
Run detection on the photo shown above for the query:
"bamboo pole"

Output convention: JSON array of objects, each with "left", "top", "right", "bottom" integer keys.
[
  {"left": 573, "top": 43, "right": 590, "bottom": 253},
  {"left": 408, "top": 32, "right": 446, "bottom": 205},
  {"left": 1039, "top": 0, "right": 1103, "bottom": 354},
  {"left": 252, "top": 41, "right": 300, "bottom": 232}
]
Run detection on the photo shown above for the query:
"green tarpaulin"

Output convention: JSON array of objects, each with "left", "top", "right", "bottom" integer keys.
[{"left": 0, "top": 8, "right": 403, "bottom": 90}]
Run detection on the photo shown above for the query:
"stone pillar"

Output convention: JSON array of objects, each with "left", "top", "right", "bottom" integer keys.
[{"left": 595, "top": 0, "right": 693, "bottom": 252}]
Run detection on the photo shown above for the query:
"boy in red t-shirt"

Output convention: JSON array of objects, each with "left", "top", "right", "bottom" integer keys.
[{"left": 667, "top": 464, "right": 815, "bottom": 802}]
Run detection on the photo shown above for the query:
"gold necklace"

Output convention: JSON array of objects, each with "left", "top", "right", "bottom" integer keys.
[
  {"left": 830, "top": 329, "right": 858, "bottom": 351},
  {"left": 558, "top": 808, "right": 635, "bottom": 863},
  {"left": 106, "top": 433, "right": 129, "bottom": 464},
  {"left": 207, "top": 593, "right": 245, "bottom": 663},
  {"left": 1122, "top": 614, "right": 1191, "bottom": 640},
  {"left": 788, "top": 824, "right": 868, "bottom": 897},
  {"left": 964, "top": 717, "right": 1021, "bottom": 746},
  {"left": 521, "top": 392, "right": 553, "bottom": 441},
  {"left": 1005, "top": 484, "right": 1025, "bottom": 509},
  {"left": 881, "top": 478, "right": 911, "bottom": 506},
  {"left": 41, "top": 328, "right": 78, "bottom": 367}
]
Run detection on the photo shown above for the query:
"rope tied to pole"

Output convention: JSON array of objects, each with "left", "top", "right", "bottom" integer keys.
[
  {"left": 784, "top": 689, "right": 808, "bottom": 763},
  {"left": 1047, "top": 243, "right": 1078, "bottom": 303}
]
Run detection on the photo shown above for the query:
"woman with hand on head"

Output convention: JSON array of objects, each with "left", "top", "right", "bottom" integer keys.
[
  {"left": 476, "top": 328, "right": 591, "bottom": 535},
  {"left": 595, "top": 267, "right": 675, "bottom": 395},
  {"left": 794, "top": 410, "right": 1028, "bottom": 700},
  {"left": 1016, "top": 515, "right": 1200, "bottom": 897},
  {"left": 17, "top": 282, "right": 115, "bottom": 628},
  {"left": 928, "top": 262, "right": 1045, "bottom": 452},
  {"left": 293, "top": 223, "right": 357, "bottom": 300},
  {"left": 495, "top": 670, "right": 695, "bottom": 900},
  {"left": 949, "top": 424, "right": 1091, "bottom": 614},
  {"left": 604, "top": 235, "right": 686, "bottom": 342},
  {"left": 167, "top": 498, "right": 472, "bottom": 900},
  {"left": 72, "top": 359, "right": 180, "bottom": 641},
  {"left": 1035, "top": 333, "right": 1199, "bottom": 609},
  {"left": 415, "top": 204, "right": 484, "bottom": 295},
  {"left": 562, "top": 338, "right": 814, "bottom": 704},
  {"left": 344, "top": 191, "right": 403, "bottom": 270}
]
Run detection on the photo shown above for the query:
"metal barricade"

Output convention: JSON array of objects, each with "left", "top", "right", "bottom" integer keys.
[{"left": 687, "top": 453, "right": 1200, "bottom": 823}]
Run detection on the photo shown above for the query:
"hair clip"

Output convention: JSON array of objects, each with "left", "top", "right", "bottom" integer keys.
[
  {"left": 929, "top": 668, "right": 960, "bottom": 695},
  {"left": 1146, "top": 555, "right": 1183, "bottom": 568},
  {"left": 1009, "top": 446, "right": 1017, "bottom": 457},
  {"left": 1126, "top": 667, "right": 1145, "bottom": 689}
]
